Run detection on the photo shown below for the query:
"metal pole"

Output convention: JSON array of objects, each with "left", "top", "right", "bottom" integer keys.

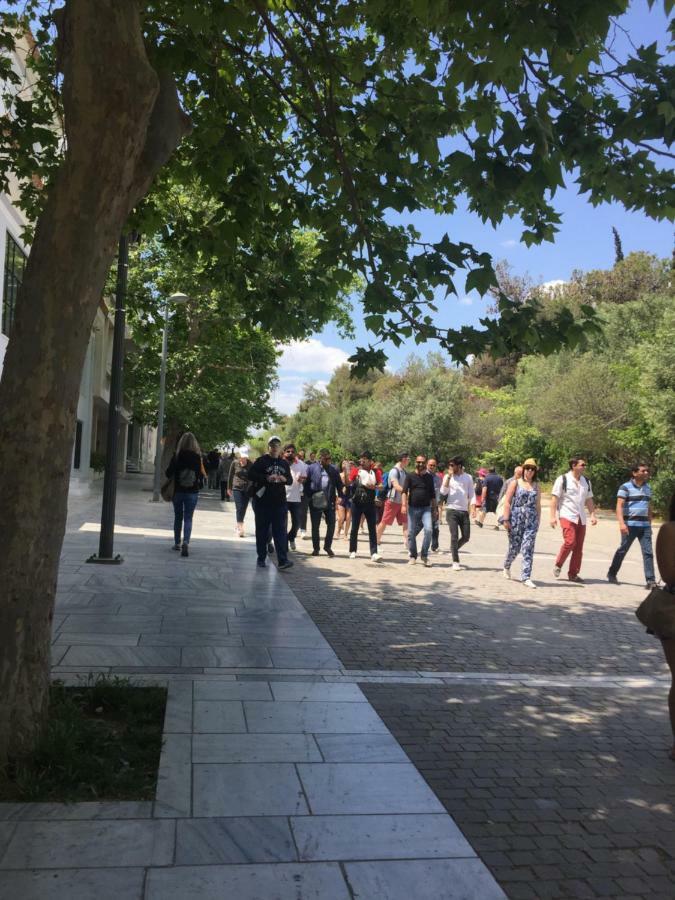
[
  {"left": 151, "top": 304, "right": 170, "bottom": 501},
  {"left": 87, "top": 234, "right": 128, "bottom": 564}
]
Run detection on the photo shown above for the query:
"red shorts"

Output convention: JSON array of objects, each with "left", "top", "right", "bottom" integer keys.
[{"left": 381, "top": 500, "right": 406, "bottom": 526}]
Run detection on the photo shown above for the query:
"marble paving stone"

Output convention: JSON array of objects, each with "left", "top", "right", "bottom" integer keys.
[
  {"left": 291, "top": 813, "right": 475, "bottom": 861},
  {"left": 314, "top": 734, "right": 409, "bottom": 763},
  {"left": 0, "top": 824, "right": 16, "bottom": 860},
  {"left": 193, "top": 732, "right": 322, "bottom": 763},
  {"left": 269, "top": 684, "right": 365, "bottom": 703},
  {"left": 244, "top": 701, "right": 388, "bottom": 735},
  {"left": 0, "top": 819, "right": 175, "bottom": 869},
  {"left": 0, "top": 802, "right": 152, "bottom": 821},
  {"left": 193, "top": 700, "right": 246, "bottom": 733},
  {"left": 233, "top": 609, "right": 313, "bottom": 622},
  {"left": 175, "top": 817, "right": 297, "bottom": 864},
  {"left": 163, "top": 681, "right": 193, "bottom": 733},
  {"left": 0, "top": 867, "right": 145, "bottom": 900},
  {"left": 240, "top": 632, "right": 332, "bottom": 648},
  {"left": 145, "top": 862, "right": 350, "bottom": 900},
  {"left": 269, "top": 648, "right": 341, "bottom": 669},
  {"left": 344, "top": 859, "right": 507, "bottom": 900},
  {"left": 193, "top": 680, "right": 273, "bottom": 701},
  {"left": 182, "top": 646, "right": 272, "bottom": 668},
  {"left": 59, "top": 616, "right": 161, "bottom": 633},
  {"left": 192, "top": 764, "right": 309, "bottom": 817},
  {"left": 154, "top": 734, "right": 191, "bottom": 818},
  {"left": 296, "top": 763, "right": 445, "bottom": 815},
  {"left": 52, "top": 633, "right": 141, "bottom": 647},
  {"left": 59, "top": 646, "right": 180, "bottom": 667},
  {"left": 159, "top": 619, "right": 231, "bottom": 635},
  {"left": 185, "top": 605, "right": 243, "bottom": 616},
  {"left": 139, "top": 633, "right": 242, "bottom": 647}
]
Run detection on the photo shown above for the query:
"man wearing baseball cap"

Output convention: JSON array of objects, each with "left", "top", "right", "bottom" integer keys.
[{"left": 248, "top": 436, "right": 294, "bottom": 569}]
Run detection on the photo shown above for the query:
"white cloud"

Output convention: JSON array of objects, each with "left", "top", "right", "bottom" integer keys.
[
  {"left": 540, "top": 279, "right": 566, "bottom": 294},
  {"left": 271, "top": 377, "right": 329, "bottom": 416},
  {"left": 500, "top": 239, "right": 518, "bottom": 248},
  {"left": 458, "top": 295, "right": 474, "bottom": 306},
  {"left": 277, "top": 338, "right": 349, "bottom": 374}
]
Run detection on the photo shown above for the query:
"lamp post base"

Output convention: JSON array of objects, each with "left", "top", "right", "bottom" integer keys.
[{"left": 86, "top": 554, "right": 124, "bottom": 565}]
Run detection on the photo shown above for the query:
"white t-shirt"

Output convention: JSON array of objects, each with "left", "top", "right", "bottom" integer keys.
[
  {"left": 286, "top": 459, "right": 308, "bottom": 503},
  {"left": 552, "top": 471, "right": 593, "bottom": 525},
  {"left": 440, "top": 472, "right": 475, "bottom": 511}
]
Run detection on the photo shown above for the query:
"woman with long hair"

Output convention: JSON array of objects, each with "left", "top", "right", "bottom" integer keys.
[
  {"left": 502, "top": 458, "right": 541, "bottom": 589},
  {"left": 166, "top": 431, "right": 204, "bottom": 557},
  {"left": 336, "top": 458, "right": 353, "bottom": 539}
]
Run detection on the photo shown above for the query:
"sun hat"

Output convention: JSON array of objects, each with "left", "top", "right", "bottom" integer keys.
[{"left": 522, "top": 458, "right": 538, "bottom": 468}]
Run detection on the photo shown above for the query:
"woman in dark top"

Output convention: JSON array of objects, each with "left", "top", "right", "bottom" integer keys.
[
  {"left": 654, "top": 493, "right": 675, "bottom": 759},
  {"left": 166, "top": 431, "right": 204, "bottom": 557}
]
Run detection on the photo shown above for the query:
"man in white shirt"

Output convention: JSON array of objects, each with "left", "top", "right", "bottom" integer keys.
[
  {"left": 440, "top": 456, "right": 475, "bottom": 570},
  {"left": 550, "top": 456, "right": 598, "bottom": 584},
  {"left": 283, "top": 443, "right": 308, "bottom": 551}
]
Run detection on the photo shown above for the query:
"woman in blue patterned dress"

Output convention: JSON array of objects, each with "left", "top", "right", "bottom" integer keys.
[{"left": 502, "top": 458, "right": 541, "bottom": 589}]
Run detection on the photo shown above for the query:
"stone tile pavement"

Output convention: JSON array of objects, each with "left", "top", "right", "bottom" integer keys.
[{"left": 0, "top": 479, "right": 507, "bottom": 899}]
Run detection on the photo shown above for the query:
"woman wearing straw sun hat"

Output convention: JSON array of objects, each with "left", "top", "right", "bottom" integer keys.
[{"left": 502, "top": 458, "right": 542, "bottom": 589}]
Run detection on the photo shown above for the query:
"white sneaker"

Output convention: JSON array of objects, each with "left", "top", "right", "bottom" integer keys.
[
  {"left": 523, "top": 578, "right": 537, "bottom": 589},
  {"left": 408, "top": 558, "right": 416, "bottom": 565},
  {"left": 502, "top": 568, "right": 511, "bottom": 579},
  {"left": 301, "top": 531, "right": 310, "bottom": 540},
  {"left": 553, "top": 565, "right": 561, "bottom": 578},
  {"left": 422, "top": 558, "right": 432, "bottom": 568},
  {"left": 289, "top": 541, "right": 296, "bottom": 551},
  {"left": 349, "top": 551, "right": 357, "bottom": 559},
  {"left": 371, "top": 553, "right": 382, "bottom": 562},
  {"left": 452, "top": 562, "right": 463, "bottom": 571}
]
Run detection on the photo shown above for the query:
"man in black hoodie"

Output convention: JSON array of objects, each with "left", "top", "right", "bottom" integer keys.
[{"left": 249, "top": 436, "right": 294, "bottom": 570}]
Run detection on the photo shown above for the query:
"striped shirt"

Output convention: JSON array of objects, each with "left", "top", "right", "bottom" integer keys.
[{"left": 617, "top": 480, "right": 651, "bottom": 527}]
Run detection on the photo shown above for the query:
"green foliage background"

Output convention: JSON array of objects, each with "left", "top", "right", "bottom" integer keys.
[{"left": 280, "top": 252, "right": 675, "bottom": 511}]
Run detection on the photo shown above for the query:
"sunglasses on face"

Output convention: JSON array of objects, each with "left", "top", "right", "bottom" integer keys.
[{"left": 524, "top": 466, "right": 536, "bottom": 471}]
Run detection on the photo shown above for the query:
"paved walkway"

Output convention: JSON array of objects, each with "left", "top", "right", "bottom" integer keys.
[{"left": 0, "top": 479, "right": 506, "bottom": 900}]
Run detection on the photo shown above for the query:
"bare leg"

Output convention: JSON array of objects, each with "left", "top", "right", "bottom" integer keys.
[
  {"left": 336, "top": 505, "right": 345, "bottom": 537},
  {"left": 662, "top": 639, "right": 675, "bottom": 759}
]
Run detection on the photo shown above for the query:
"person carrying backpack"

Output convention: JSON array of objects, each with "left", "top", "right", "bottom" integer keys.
[
  {"left": 165, "top": 431, "right": 205, "bottom": 557},
  {"left": 376, "top": 452, "right": 410, "bottom": 552},
  {"left": 550, "top": 456, "right": 598, "bottom": 584}
]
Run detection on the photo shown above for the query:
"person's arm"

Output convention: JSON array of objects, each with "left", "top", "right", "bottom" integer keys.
[
  {"left": 248, "top": 458, "right": 264, "bottom": 486},
  {"left": 391, "top": 470, "right": 405, "bottom": 494},
  {"left": 165, "top": 454, "right": 175, "bottom": 479},
  {"left": 467, "top": 476, "right": 476, "bottom": 516},
  {"left": 616, "top": 496, "right": 628, "bottom": 534},
  {"left": 283, "top": 460, "right": 293, "bottom": 486},
  {"left": 502, "top": 481, "right": 518, "bottom": 530},
  {"left": 481, "top": 484, "right": 487, "bottom": 503},
  {"left": 536, "top": 486, "right": 541, "bottom": 520},
  {"left": 401, "top": 475, "right": 409, "bottom": 514},
  {"left": 550, "top": 478, "right": 561, "bottom": 528},
  {"left": 440, "top": 473, "right": 450, "bottom": 496},
  {"left": 586, "top": 488, "right": 598, "bottom": 525}
]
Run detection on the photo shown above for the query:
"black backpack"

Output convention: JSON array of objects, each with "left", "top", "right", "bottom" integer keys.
[{"left": 561, "top": 473, "right": 591, "bottom": 494}]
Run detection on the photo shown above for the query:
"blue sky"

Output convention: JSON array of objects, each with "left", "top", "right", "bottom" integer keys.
[{"left": 272, "top": 0, "right": 674, "bottom": 413}]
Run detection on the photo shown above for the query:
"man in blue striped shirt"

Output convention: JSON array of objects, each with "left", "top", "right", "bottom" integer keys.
[{"left": 607, "top": 463, "right": 656, "bottom": 589}]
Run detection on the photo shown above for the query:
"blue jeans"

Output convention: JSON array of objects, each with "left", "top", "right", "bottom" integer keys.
[
  {"left": 255, "top": 501, "right": 289, "bottom": 564},
  {"left": 172, "top": 491, "right": 199, "bottom": 545},
  {"left": 407, "top": 506, "right": 433, "bottom": 559},
  {"left": 232, "top": 488, "right": 250, "bottom": 524},
  {"left": 608, "top": 526, "right": 655, "bottom": 583}
]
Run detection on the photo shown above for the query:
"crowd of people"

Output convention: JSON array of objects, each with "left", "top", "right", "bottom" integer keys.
[{"left": 163, "top": 432, "right": 674, "bottom": 758}]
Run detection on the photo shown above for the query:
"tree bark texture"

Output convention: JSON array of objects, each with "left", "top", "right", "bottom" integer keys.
[{"left": 0, "top": 0, "right": 190, "bottom": 763}]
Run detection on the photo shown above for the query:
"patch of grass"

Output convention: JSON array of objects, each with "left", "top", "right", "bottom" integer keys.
[{"left": 0, "top": 676, "right": 167, "bottom": 803}]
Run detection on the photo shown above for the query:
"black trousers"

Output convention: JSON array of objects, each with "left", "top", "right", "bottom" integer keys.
[
  {"left": 220, "top": 479, "right": 227, "bottom": 501},
  {"left": 287, "top": 501, "right": 302, "bottom": 542},
  {"left": 254, "top": 502, "right": 288, "bottom": 564},
  {"left": 446, "top": 509, "right": 470, "bottom": 562},
  {"left": 310, "top": 503, "right": 336, "bottom": 552},
  {"left": 299, "top": 493, "right": 310, "bottom": 531},
  {"left": 350, "top": 503, "right": 378, "bottom": 555}
]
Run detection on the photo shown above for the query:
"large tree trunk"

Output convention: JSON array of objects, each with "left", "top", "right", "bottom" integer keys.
[{"left": 0, "top": 0, "right": 189, "bottom": 764}]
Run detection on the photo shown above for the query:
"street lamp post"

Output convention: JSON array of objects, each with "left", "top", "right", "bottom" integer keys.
[{"left": 151, "top": 292, "right": 188, "bottom": 501}]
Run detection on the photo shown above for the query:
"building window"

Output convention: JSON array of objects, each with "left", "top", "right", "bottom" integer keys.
[
  {"left": 2, "top": 232, "right": 27, "bottom": 337},
  {"left": 73, "top": 420, "right": 83, "bottom": 470}
]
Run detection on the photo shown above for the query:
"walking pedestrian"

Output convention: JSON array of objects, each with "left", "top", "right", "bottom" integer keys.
[
  {"left": 607, "top": 463, "right": 656, "bottom": 588},
  {"left": 227, "top": 448, "right": 253, "bottom": 536},
  {"left": 206, "top": 448, "right": 221, "bottom": 489},
  {"left": 402, "top": 454, "right": 436, "bottom": 567},
  {"left": 440, "top": 456, "right": 475, "bottom": 570},
  {"left": 473, "top": 468, "right": 487, "bottom": 520},
  {"left": 502, "top": 458, "right": 541, "bottom": 588},
  {"left": 376, "top": 452, "right": 410, "bottom": 552},
  {"left": 652, "top": 493, "right": 675, "bottom": 759},
  {"left": 248, "top": 436, "right": 293, "bottom": 570},
  {"left": 477, "top": 466, "right": 504, "bottom": 529},
  {"left": 298, "top": 449, "right": 310, "bottom": 540},
  {"left": 550, "top": 456, "right": 598, "bottom": 584},
  {"left": 305, "top": 448, "right": 342, "bottom": 557},
  {"left": 336, "top": 459, "right": 353, "bottom": 539},
  {"left": 427, "top": 457, "right": 442, "bottom": 552},
  {"left": 283, "top": 443, "right": 308, "bottom": 551},
  {"left": 217, "top": 451, "right": 235, "bottom": 501},
  {"left": 349, "top": 451, "right": 382, "bottom": 561},
  {"left": 165, "top": 431, "right": 204, "bottom": 557}
]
